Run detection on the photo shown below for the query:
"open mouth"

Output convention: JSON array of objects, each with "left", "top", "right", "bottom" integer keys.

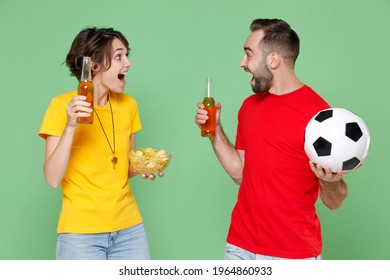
[{"left": 118, "top": 73, "right": 126, "bottom": 81}]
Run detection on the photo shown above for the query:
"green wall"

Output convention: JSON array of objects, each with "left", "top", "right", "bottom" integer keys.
[{"left": 0, "top": 0, "right": 389, "bottom": 260}]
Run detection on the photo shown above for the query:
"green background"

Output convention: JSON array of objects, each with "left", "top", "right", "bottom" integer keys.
[{"left": 0, "top": 0, "right": 389, "bottom": 260}]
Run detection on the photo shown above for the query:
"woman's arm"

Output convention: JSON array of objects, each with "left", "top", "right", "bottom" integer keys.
[
  {"left": 43, "top": 95, "right": 92, "bottom": 188},
  {"left": 44, "top": 127, "right": 76, "bottom": 188}
]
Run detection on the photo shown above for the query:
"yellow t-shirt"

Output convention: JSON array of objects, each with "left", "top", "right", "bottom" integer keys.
[{"left": 39, "top": 90, "right": 142, "bottom": 233}]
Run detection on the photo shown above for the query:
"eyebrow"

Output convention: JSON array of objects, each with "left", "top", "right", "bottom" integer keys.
[
  {"left": 113, "top": 47, "right": 129, "bottom": 56},
  {"left": 244, "top": 46, "right": 253, "bottom": 53},
  {"left": 114, "top": 47, "right": 126, "bottom": 53}
]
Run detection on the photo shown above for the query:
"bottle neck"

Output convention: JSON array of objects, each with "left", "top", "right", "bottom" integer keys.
[
  {"left": 81, "top": 57, "right": 92, "bottom": 82},
  {"left": 204, "top": 77, "right": 214, "bottom": 106},
  {"left": 205, "top": 77, "right": 212, "bottom": 98}
]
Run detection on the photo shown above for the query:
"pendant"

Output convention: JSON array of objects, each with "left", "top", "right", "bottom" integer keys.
[{"left": 111, "top": 156, "right": 118, "bottom": 168}]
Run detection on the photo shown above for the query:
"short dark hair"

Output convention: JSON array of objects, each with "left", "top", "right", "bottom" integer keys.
[
  {"left": 65, "top": 27, "right": 129, "bottom": 80},
  {"left": 250, "top": 18, "right": 300, "bottom": 66}
]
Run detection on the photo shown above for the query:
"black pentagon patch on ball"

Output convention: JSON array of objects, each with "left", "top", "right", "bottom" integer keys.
[
  {"left": 342, "top": 157, "right": 361, "bottom": 170},
  {"left": 313, "top": 137, "right": 332, "bottom": 156},
  {"left": 345, "top": 122, "right": 363, "bottom": 142},
  {"left": 315, "top": 109, "right": 333, "bottom": 122}
]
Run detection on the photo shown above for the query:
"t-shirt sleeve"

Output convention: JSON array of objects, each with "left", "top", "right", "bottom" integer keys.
[
  {"left": 38, "top": 97, "right": 67, "bottom": 140},
  {"left": 235, "top": 106, "right": 244, "bottom": 150}
]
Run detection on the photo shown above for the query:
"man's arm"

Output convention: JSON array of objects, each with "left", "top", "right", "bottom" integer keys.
[
  {"left": 210, "top": 124, "right": 244, "bottom": 185},
  {"left": 310, "top": 161, "right": 348, "bottom": 210},
  {"left": 196, "top": 102, "right": 244, "bottom": 185}
]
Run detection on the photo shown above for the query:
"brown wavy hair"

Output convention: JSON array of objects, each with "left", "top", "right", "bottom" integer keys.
[{"left": 65, "top": 27, "right": 129, "bottom": 80}]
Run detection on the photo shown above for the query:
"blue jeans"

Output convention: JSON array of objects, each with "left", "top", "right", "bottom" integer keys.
[
  {"left": 56, "top": 223, "right": 151, "bottom": 260},
  {"left": 224, "top": 243, "right": 322, "bottom": 260}
]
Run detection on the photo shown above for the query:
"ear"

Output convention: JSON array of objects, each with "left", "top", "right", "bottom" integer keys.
[
  {"left": 92, "top": 62, "right": 101, "bottom": 72},
  {"left": 267, "top": 52, "right": 281, "bottom": 70}
]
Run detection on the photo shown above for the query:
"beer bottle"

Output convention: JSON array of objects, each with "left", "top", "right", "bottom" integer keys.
[
  {"left": 77, "top": 56, "right": 94, "bottom": 124},
  {"left": 201, "top": 77, "right": 216, "bottom": 137}
]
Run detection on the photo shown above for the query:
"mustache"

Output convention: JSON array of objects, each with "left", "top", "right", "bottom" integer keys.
[{"left": 243, "top": 66, "right": 252, "bottom": 74}]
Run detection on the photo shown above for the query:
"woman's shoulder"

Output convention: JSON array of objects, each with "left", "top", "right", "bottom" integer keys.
[
  {"left": 52, "top": 90, "right": 77, "bottom": 102},
  {"left": 48, "top": 90, "right": 77, "bottom": 107}
]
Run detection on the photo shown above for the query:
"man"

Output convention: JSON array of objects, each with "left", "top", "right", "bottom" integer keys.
[{"left": 195, "top": 18, "right": 348, "bottom": 260}]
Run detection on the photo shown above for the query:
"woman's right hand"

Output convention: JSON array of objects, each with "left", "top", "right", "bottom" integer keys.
[{"left": 66, "top": 95, "right": 93, "bottom": 127}]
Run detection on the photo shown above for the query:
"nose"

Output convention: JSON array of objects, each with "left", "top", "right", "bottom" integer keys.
[
  {"left": 124, "top": 57, "right": 132, "bottom": 68},
  {"left": 239, "top": 55, "right": 247, "bottom": 68}
]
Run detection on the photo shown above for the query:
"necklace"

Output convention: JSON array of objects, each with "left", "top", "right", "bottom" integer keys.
[{"left": 94, "top": 96, "right": 117, "bottom": 168}]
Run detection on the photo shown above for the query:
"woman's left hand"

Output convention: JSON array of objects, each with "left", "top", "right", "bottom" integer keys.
[{"left": 141, "top": 172, "right": 164, "bottom": 181}]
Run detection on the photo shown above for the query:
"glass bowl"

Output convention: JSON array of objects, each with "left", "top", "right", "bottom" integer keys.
[{"left": 129, "top": 148, "right": 172, "bottom": 175}]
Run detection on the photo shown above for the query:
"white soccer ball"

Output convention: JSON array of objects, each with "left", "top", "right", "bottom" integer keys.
[{"left": 304, "top": 108, "right": 370, "bottom": 173}]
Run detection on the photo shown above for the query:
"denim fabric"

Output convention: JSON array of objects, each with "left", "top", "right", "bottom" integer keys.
[
  {"left": 56, "top": 223, "right": 150, "bottom": 260},
  {"left": 224, "top": 243, "right": 322, "bottom": 260}
]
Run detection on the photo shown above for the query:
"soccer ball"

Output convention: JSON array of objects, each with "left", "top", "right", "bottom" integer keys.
[{"left": 304, "top": 108, "right": 370, "bottom": 173}]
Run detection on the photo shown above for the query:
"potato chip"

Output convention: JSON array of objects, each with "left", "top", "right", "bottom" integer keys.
[{"left": 129, "top": 148, "right": 171, "bottom": 174}]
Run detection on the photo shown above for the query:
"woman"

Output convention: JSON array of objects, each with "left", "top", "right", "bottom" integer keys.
[{"left": 39, "top": 27, "right": 160, "bottom": 260}]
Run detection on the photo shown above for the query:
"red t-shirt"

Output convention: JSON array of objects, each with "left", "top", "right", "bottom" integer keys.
[{"left": 228, "top": 85, "right": 330, "bottom": 258}]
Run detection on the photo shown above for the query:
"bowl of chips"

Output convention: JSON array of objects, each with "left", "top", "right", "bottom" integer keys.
[{"left": 129, "top": 148, "right": 172, "bottom": 175}]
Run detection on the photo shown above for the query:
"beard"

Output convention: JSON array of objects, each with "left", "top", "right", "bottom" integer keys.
[
  {"left": 251, "top": 62, "right": 273, "bottom": 93},
  {"left": 252, "top": 76, "right": 272, "bottom": 93}
]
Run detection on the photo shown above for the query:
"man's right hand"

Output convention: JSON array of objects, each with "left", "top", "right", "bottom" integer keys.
[{"left": 195, "top": 102, "right": 221, "bottom": 128}]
